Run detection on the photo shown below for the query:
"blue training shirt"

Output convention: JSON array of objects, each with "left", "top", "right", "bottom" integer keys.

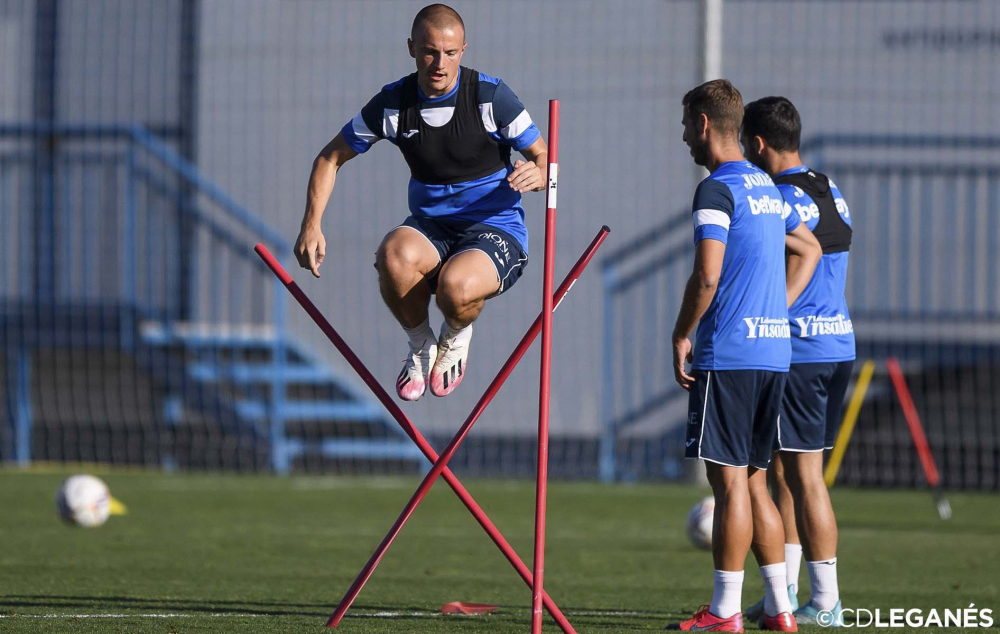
[
  {"left": 777, "top": 166, "right": 856, "bottom": 363},
  {"left": 340, "top": 69, "right": 540, "bottom": 252},
  {"left": 691, "top": 161, "right": 792, "bottom": 372}
]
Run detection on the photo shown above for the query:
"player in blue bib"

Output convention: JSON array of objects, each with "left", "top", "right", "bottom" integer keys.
[
  {"left": 741, "top": 96, "right": 854, "bottom": 627},
  {"left": 668, "top": 81, "right": 820, "bottom": 634},
  {"left": 293, "top": 4, "right": 548, "bottom": 401}
]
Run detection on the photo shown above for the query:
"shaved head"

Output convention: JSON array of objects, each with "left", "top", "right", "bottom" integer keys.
[{"left": 411, "top": 3, "right": 465, "bottom": 42}]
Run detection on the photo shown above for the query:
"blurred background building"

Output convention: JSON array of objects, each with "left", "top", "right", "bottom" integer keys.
[{"left": 1, "top": 0, "right": 998, "bottom": 488}]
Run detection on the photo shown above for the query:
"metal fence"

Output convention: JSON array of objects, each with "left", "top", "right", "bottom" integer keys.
[
  {"left": 2, "top": 0, "right": 999, "bottom": 482},
  {"left": 600, "top": 135, "right": 1000, "bottom": 489}
]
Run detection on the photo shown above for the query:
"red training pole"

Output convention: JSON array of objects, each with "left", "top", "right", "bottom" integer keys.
[
  {"left": 322, "top": 227, "right": 605, "bottom": 629},
  {"left": 886, "top": 357, "right": 950, "bottom": 519},
  {"left": 532, "top": 99, "right": 559, "bottom": 634},
  {"left": 886, "top": 357, "right": 941, "bottom": 487},
  {"left": 254, "top": 226, "right": 609, "bottom": 630}
]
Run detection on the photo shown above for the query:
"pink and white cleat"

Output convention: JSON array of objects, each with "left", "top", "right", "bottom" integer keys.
[
  {"left": 759, "top": 612, "right": 797, "bottom": 632},
  {"left": 396, "top": 338, "right": 437, "bottom": 401},
  {"left": 666, "top": 605, "right": 744, "bottom": 632},
  {"left": 429, "top": 324, "right": 472, "bottom": 397}
]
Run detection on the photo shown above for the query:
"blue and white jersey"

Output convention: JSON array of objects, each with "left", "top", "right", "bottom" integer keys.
[
  {"left": 341, "top": 68, "right": 540, "bottom": 251},
  {"left": 691, "top": 161, "right": 792, "bottom": 372},
  {"left": 776, "top": 165, "right": 856, "bottom": 363}
]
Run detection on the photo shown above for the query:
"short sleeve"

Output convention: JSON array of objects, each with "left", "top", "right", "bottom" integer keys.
[
  {"left": 783, "top": 200, "right": 801, "bottom": 233},
  {"left": 692, "top": 178, "right": 734, "bottom": 244},
  {"left": 776, "top": 183, "right": 803, "bottom": 233},
  {"left": 487, "top": 78, "right": 540, "bottom": 151},
  {"left": 340, "top": 87, "right": 392, "bottom": 154}
]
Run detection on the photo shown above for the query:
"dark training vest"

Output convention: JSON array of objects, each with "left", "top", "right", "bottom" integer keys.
[
  {"left": 396, "top": 66, "right": 511, "bottom": 186},
  {"left": 774, "top": 169, "right": 852, "bottom": 254}
]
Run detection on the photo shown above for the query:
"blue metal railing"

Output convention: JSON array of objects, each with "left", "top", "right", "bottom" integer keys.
[
  {"left": 0, "top": 123, "right": 291, "bottom": 468},
  {"left": 1, "top": 123, "right": 417, "bottom": 472},
  {"left": 600, "top": 134, "right": 1000, "bottom": 482}
]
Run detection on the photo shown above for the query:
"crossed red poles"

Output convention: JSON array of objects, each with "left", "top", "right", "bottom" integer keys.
[{"left": 255, "top": 224, "right": 608, "bottom": 632}]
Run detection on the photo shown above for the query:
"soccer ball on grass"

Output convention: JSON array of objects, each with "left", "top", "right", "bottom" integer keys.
[
  {"left": 686, "top": 496, "right": 715, "bottom": 550},
  {"left": 56, "top": 474, "right": 112, "bottom": 528}
]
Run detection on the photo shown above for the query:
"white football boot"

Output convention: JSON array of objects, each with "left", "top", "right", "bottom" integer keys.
[
  {"left": 430, "top": 323, "right": 472, "bottom": 397},
  {"left": 396, "top": 337, "right": 437, "bottom": 401}
]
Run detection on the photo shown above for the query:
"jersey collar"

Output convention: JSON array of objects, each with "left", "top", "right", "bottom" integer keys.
[{"left": 775, "top": 165, "right": 809, "bottom": 177}]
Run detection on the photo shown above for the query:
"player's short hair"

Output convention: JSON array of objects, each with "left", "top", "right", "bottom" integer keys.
[
  {"left": 682, "top": 79, "right": 743, "bottom": 135},
  {"left": 411, "top": 4, "right": 465, "bottom": 41},
  {"left": 743, "top": 96, "right": 802, "bottom": 153}
]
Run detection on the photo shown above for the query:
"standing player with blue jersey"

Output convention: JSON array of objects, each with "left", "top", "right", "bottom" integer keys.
[
  {"left": 667, "top": 81, "right": 820, "bottom": 633},
  {"left": 293, "top": 4, "right": 547, "bottom": 401},
  {"left": 741, "top": 97, "right": 854, "bottom": 627}
]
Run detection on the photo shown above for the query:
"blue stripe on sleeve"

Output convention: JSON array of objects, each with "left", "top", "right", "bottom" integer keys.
[
  {"left": 340, "top": 121, "right": 371, "bottom": 154},
  {"left": 695, "top": 225, "right": 729, "bottom": 245},
  {"left": 508, "top": 123, "right": 540, "bottom": 151}
]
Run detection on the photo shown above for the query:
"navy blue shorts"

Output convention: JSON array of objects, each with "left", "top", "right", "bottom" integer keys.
[
  {"left": 778, "top": 360, "right": 854, "bottom": 452},
  {"left": 397, "top": 216, "right": 528, "bottom": 296},
  {"left": 685, "top": 369, "right": 787, "bottom": 469}
]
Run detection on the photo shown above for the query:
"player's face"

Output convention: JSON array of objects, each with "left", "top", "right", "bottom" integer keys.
[
  {"left": 741, "top": 132, "right": 764, "bottom": 170},
  {"left": 681, "top": 108, "right": 708, "bottom": 167},
  {"left": 408, "top": 24, "right": 467, "bottom": 97}
]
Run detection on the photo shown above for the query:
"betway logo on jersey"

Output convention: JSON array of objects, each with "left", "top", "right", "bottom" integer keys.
[
  {"left": 747, "top": 195, "right": 786, "bottom": 216},
  {"left": 742, "top": 172, "right": 775, "bottom": 189},
  {"left": 793, "top": 314, "right": 854, "bottom": 338},
  {"left": 743, "top": 317, "right": 791, "bottom": 339}
]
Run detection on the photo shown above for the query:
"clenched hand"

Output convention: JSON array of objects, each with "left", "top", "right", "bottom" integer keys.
[{"left": 507, "top": 159, "right": 544, "bottom": 193}]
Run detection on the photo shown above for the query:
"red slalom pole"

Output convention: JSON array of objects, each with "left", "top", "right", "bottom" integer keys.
[
  {"left": 532, "top": 99, "right": 559, "bottom": 634},
  {"left": 886, "top": 357, "right": 940, "bottom": 486},
  {"left": 886, "top": 357, "right": 951, "bottom": 519},
  {"left": 255, "top": 226, "right": 608, "bottom": 631},
  {"left": 322, "top": 227, "right": 607, "bottom": 629}
]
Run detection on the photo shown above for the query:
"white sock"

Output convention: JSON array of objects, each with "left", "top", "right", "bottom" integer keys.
[
  {"left": 760, "top": 562, "right": 794, "bottom": 616},
  {"left": 403, "top": 319, "right": 435, "bottom": 350},
  {"left": 439, "top": 320, "right": 471, "bottom": 344},
  {"left": 785, "top": 543, "right": 803, "bottom": 594},
  {"left": 709, "top": 569, "right": 744, "bottom": 619},
  {"left": 806, "top": 558, "right": 840, "bottom": 611}
]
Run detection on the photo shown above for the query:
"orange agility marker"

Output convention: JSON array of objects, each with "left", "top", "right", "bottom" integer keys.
[{"left": 441, "top": 602, "right": 499, "bottom": 615}]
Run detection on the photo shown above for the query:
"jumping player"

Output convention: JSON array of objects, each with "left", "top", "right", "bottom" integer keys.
[
  {"left": 293, "top": 4, "right": 547, "bottom": 401},
  {"left": 667, "top": 80, "right": 820, "bottom": 633},
  {"left": 741, "top": 96, "right": 854, "bottom": 627}
]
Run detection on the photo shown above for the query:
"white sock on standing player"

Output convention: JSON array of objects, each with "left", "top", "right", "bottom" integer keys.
[
  {"left": 760, "top": 562, "right": 794, "bottom": 616},
  {"left": 785, "top": 543, "right": 803, "bottom": 593},
  {"left": 709, "top": 569, "right": 744, "bottom": 619},
  {"left": 806, "top": 558, "right": 840, "bottom": 611}
]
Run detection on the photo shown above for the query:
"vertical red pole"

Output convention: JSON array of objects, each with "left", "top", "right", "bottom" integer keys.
[{"left": 532, "top": 99, "right": 559, "bottom": 634}]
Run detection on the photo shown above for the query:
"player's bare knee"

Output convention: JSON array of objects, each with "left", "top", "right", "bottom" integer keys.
[
  {"left": 435, "top": 272, "right": 478, "bottom": 314},
  {"left": 783, "top": 458, "right": 813, "bottom": 495},
  {"left": 377, "top": 239, "right": 425, "bottom": 282}
]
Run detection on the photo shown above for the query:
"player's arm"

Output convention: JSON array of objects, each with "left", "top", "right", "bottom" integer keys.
[
  {"left": 294, "top": 133, "right": 359, "bottom": 277},
  {"left": 488, "top": 78, "right": 546, "bottom": 193},
  {"left": 508, "top": 136, "right": 548, "bottom": 193},
  {"left": 672, "top": 239, "right": 726, "bottom": 390},
  {"left": 784, "top": 223, "right": 821, "bottom": 307}
]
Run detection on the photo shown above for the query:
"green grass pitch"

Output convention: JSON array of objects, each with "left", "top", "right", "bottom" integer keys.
[{"left": 1, "top": 471, "right": 997, "bottom": 633}]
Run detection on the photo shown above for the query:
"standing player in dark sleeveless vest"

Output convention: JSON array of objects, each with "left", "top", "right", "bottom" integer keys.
[
  {"left": 741, "top": 97, "right": 854, "bottom": 627},
  {"left": 293, "top": 4, "right": 548, "bottom": 401}
]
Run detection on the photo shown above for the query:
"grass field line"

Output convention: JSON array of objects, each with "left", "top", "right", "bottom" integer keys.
[{"left": 0, "top": 608, "right": 664, "bottom": 620}]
